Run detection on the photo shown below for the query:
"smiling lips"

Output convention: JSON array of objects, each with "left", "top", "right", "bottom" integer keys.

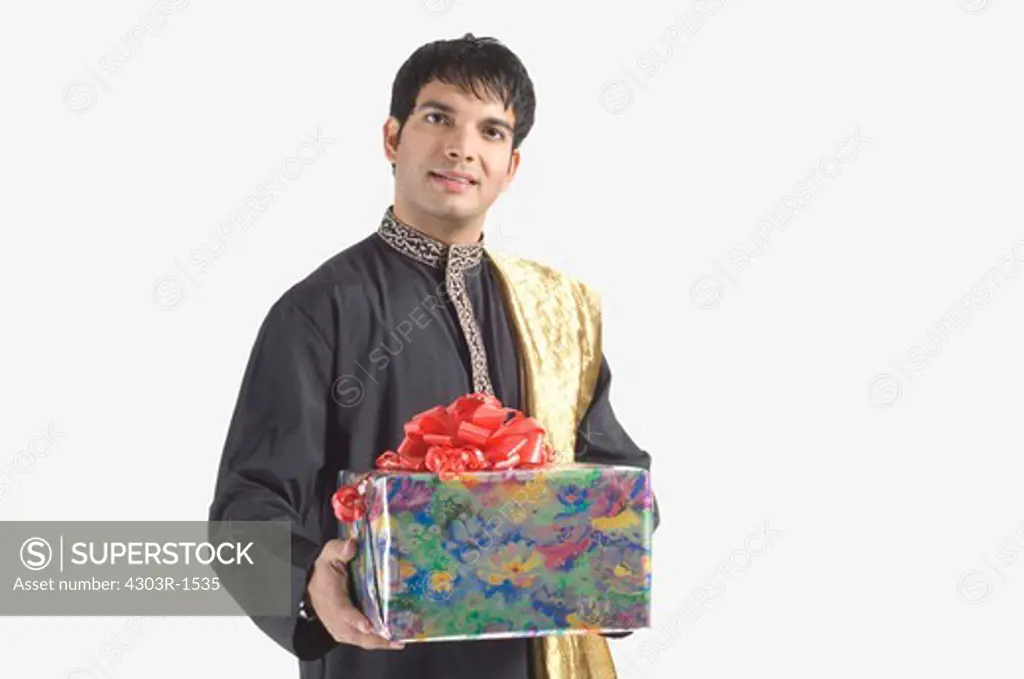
[{"left": 429, "top": 170, "right": 478, "bottom": 194}]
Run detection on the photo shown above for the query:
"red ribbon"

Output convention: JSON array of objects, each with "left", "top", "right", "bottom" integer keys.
[
  {"left": 331, "top": 485, "right": 367, "bottom": 523},
  {"left": 332, "top": 393, "right": 555, "bottom": 522}
]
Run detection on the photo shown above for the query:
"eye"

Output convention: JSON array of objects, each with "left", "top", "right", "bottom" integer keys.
[
  {"left": 425, "top": 112, "right": 448, "bottom": 124},
  {"left": 484, "top": 127, "right": 506, "bottom": 141}
]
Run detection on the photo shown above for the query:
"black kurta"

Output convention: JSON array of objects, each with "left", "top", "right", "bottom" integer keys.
[{"left": 208, "top": 207, "right": 655, "bottom": 679}]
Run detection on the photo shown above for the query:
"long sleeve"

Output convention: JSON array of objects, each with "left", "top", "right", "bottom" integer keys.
[
  {"left": 207, "top": 296, "right": 338, "bottom": 661},
  {"left": 576, "top": 356, "right": 650, "bottom": 462}
]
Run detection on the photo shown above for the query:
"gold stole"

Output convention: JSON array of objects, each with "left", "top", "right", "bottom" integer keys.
[{"left": 487, "top": 249, "right": 619, "bottom": 679}]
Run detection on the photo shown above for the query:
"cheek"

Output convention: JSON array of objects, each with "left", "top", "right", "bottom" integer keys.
[
  {"left": 396, "top": 135, "right": 436, "bottom": 164},
  {"left": 482, "top": 160, "right": 511, "bottom": 189},
  {"left": 395, "top": 142, "right": 417, "bottom": 166}
]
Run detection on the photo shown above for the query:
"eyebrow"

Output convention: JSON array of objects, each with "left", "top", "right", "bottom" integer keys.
[{"left": 415, "top": 99, "right": 514, "bottom": 134}]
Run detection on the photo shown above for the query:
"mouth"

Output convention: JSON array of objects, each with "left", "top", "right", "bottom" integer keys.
[{"left": 429, "top": 171, "right": 478, "bottom": 186}]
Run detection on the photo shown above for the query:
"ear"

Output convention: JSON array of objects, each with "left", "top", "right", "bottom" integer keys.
[
  {"left": 500, "top": 148, "right": 521, "bottom": 193},
  {"left": 383, "top": 117, "right": 401, "bottom": 165}
]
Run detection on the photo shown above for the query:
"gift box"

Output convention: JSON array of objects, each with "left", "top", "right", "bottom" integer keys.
[
  {"left": 333, "top": 393, "right": 653, "bottom": 643},
  {"left": 336, "top": 462, "right": 653, "bottom": 643}
]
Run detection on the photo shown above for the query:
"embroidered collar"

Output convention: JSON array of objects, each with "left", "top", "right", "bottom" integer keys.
[{"left": 376, "top": 206, "right": 485, "bottom": 272}]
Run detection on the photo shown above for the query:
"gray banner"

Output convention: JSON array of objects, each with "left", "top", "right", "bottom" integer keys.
[{"left": 0, "top": 521, "right": 292, "bottom": 615}]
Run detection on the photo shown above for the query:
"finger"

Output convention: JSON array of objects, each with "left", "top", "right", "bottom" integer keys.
[
  {"left": 339, "top": 538, "right": 358, "bottom": 561},
  {"left": 343, "top": 624, "right": 405, "bottom": 651},
  {"left": 333, "top": 603, "right": 374, "bottom": 634},
  {"left": 329, "top": 539, "right": 359, "bottom": 568},
  {"left": 321, "top": 538, "right": 358, "bottom": 565}
]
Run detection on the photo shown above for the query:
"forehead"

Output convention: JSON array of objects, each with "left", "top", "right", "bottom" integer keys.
[{"left": 415, "top": 79, "right": 515, "bottom": 124}]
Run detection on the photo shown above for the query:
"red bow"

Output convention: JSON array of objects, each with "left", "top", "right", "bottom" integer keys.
[{"left": 331, "top": 393, "right": 555, "bottom": 522}]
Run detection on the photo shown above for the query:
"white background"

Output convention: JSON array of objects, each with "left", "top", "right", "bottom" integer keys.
[{"left": 2, "top": 0, "right": 1023, "bottom": 676}]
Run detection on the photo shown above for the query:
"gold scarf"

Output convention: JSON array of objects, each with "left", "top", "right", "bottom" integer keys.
[{"left": 487, "top": 249, "right": 619, "bottom": 679}]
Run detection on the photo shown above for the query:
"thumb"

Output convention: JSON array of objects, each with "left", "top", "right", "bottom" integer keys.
[
  {"left": 333, "top": 537, "right": 358, "bottom": 564},
  {"left": 319, "top": 538, "right": 358, "bottom": 570}
]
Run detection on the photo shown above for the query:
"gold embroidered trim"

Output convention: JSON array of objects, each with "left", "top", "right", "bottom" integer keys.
[{"left": 376, "top": 207, "right": 493, "bottom": 395}]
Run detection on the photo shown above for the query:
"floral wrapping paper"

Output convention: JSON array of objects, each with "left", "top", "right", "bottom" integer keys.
[{"left": 337, "top": 463, "right": 653, "bottom": 643}]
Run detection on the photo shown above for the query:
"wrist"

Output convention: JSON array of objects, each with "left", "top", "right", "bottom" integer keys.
[
  {"left": 298, "top": 587, "right": 318, "bottom": 621},
  {"left": 298, "top": 560, "right": 319, "bottom": 622}
]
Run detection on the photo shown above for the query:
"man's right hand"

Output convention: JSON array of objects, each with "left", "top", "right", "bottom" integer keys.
[{"left": 306, "top": 538, "right": 405, "bottom": 651}]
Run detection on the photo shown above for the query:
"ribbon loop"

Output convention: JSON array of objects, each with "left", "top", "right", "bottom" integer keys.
[{"left": 332, "top": 392, "right": 556, "bottom": 522}]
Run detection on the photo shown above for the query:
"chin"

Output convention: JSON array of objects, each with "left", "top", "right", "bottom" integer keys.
[{"left": 428, "top": 201, "right": 480, "bottom": 221}]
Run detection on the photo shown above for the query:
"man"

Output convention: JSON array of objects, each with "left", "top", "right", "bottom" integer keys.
[{"left": 208, "top": 33, "right": 656, "bottom": 679}]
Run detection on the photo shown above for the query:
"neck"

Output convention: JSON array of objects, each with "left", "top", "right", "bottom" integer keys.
[{"left": 391, "top": 198, "right": 483, "bottom": 245}]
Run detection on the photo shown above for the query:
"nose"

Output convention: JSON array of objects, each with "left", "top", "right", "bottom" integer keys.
[{"left": 444, "top": 126, "right": 475, "bottom": 163}]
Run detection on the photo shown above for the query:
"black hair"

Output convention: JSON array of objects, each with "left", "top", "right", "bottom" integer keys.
[{"left": 388, "top": 33, "right": 536, "bottom": 172}]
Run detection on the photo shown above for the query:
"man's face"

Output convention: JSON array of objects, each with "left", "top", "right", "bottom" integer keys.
[{"left": 384, "top": 79, "right": 520, "bottom": 227}]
